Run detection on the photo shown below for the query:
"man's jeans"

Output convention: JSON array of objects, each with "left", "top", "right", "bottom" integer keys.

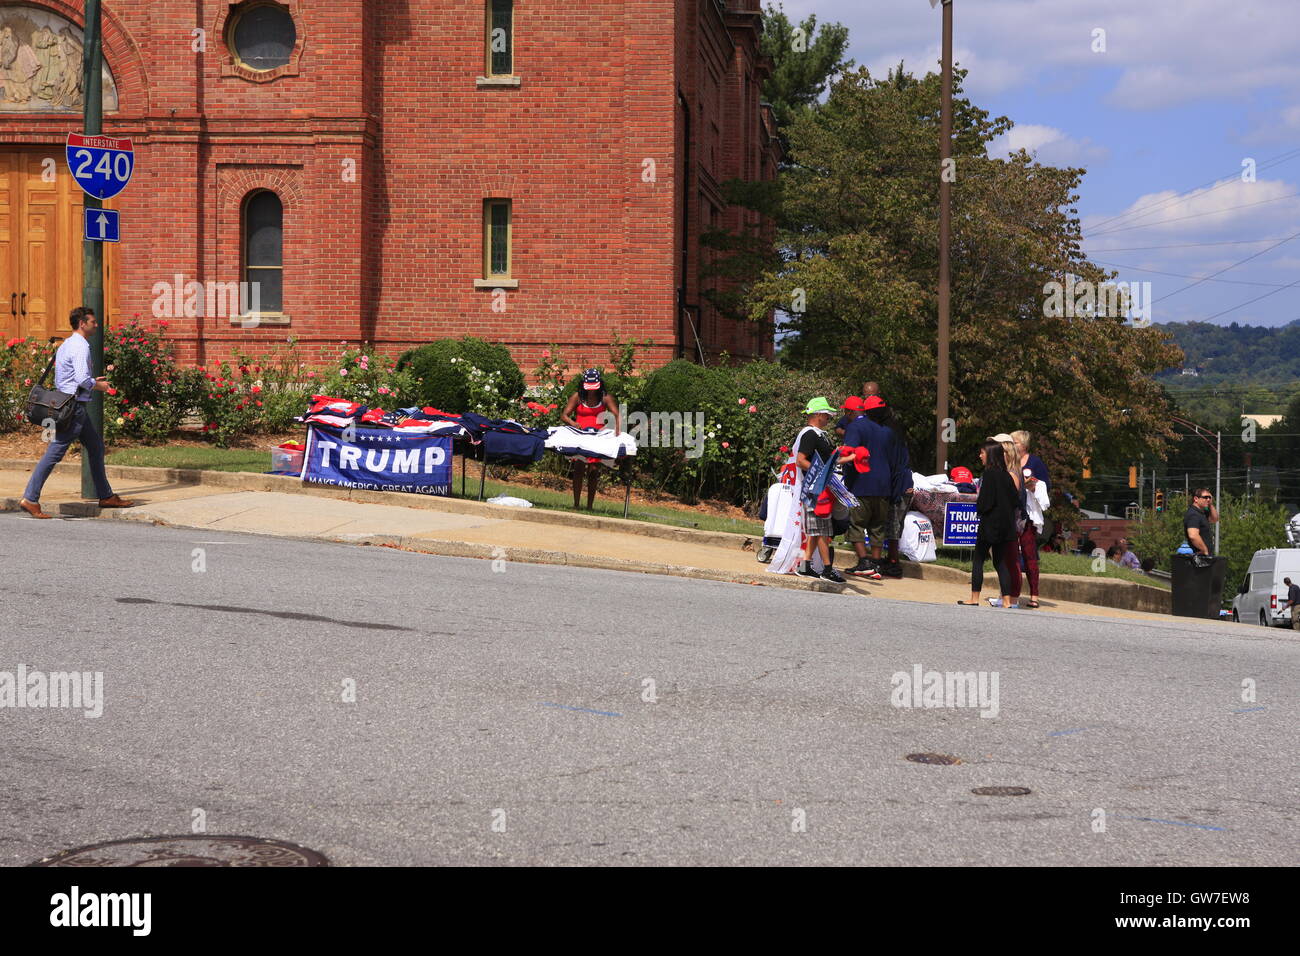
[{"left": 23, "top": 402, "right": 112, "bottom": 503}]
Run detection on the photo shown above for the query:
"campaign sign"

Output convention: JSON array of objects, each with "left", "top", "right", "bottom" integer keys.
[
  {"left": 66, "top": 133, "right": 135, "bottom": 200},
  {"left": 302, "top": 424, "right": 452, "bottom": 495},
  {"left": 942, "top": 501, "right": 980, "bottom": 546}
]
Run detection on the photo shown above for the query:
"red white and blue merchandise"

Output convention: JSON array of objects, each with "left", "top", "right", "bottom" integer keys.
[
  {"left": 301, "top": 423, "right": 453, "bottom": 495},
  {"left": 544, "top": 426, "right": 637, "bottom": 466}
]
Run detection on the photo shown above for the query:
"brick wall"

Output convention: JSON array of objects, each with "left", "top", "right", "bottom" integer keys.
[{"left": 1, "top": 0, "right": 778, "bottom": 374}]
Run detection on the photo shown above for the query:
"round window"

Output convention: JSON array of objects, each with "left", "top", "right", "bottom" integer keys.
[{"left": 230, "top": 3, "right": 297, "bottom": 72}]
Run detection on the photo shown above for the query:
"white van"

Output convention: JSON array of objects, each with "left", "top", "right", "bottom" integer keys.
[{"left": 1231, "top": 549, "right": 1300, "bottom": 625}]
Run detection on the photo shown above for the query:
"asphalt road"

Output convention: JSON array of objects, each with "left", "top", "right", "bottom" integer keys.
[{"left": 1, "top": 514, "right": 1296, "bottom": 866}]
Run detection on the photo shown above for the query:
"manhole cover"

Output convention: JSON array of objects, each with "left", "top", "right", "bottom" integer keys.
[
  {"left": 32, "top": 836, "right": 329, "bottom": 867},
  {"left": 905, "top": 752, "right": 961, "bottom": 765},
  {"left": 972, "top": 786, "right": 1032, "bottom": 797}
]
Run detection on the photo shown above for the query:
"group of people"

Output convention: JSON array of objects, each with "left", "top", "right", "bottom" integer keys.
[
  {"left": 960, "top": 431, "right": 1051, "bottom": 610},
  {"left": 785, "top": 384, "right": 1056, "bottom": 605},
  {"left": 788, "top": 381, "right": 915, "bottom": 584}
]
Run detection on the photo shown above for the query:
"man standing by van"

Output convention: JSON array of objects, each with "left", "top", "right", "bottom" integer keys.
[
  {"left": 1284, "top": 577, "right": 1300, "bottom": 631},
  {"left": 1183, "top": 488, "right": 1219, "bottom": 555}
]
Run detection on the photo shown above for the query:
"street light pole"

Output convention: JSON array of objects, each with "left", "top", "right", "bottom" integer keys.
[
  {"left": 80, "top": 0, "right": 105, "bottom": 499},
  {"left": 932, "top": 0, "right": 953, "bottom": 473}
]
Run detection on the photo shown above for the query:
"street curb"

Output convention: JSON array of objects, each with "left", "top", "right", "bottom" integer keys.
[
  {"left": 90, "top": 507, "right": 850, "bottom": 596},
  {"left": 0, "top": 459, "right": 1170, "bottom": 613},
  {"left": 0, "top": 458, "right": 758, "bottom": 551}
]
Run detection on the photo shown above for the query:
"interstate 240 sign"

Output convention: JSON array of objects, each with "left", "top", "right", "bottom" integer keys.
[{"left": 66, "top": 133, "right": 135, "bottom": 201}]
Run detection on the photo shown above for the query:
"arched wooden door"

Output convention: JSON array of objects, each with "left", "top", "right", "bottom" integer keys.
[{"left": 0, "top": 149, "right": 117, "bottom": 344}]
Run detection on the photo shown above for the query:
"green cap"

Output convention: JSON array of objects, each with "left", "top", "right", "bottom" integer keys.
[{"left": 803, "top": 396, "right": 835, "bottom": 415}]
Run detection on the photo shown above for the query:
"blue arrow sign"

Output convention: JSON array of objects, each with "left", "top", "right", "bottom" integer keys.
[
  {"left": 84, "top": 208, "right": 120, "bottom": 243},
  {"left": 66, "top": 133, "right": 134, "bottom": 201}
]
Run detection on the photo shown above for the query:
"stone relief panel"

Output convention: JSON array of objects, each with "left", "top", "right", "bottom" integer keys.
[{"left": 0, "top": 4, "right": 118, "bottom": 112}]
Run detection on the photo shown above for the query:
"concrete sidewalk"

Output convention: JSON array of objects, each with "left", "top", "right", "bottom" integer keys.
[{"left": 0, "top": 460, "right": 1217, "bottom": 628}]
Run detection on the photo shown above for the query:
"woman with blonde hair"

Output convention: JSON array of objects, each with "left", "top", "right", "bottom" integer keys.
[{"left": 1009, "top": 430, "right": 1051, "bottom": 608}]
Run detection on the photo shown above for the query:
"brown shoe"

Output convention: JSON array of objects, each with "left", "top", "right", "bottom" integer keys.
[
  {"left": 19, "top": 499, "right": 53, "bottom": 519},
  {"left": 97, "top": 495, "right": 135, "bottom": 508}
]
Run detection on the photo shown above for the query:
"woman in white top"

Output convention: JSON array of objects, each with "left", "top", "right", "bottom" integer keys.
[{"left": 1011, "top": 432, "right": 1050, "bottom": 608}]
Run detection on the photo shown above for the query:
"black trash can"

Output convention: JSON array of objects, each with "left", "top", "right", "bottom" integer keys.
[{"left": 1170, "top": 554, "right": 1228, "bottom": 619}]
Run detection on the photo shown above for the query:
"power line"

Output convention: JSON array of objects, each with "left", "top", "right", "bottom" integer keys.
[
  {"left": 1198, "top": 274, "right": 1300, "bottom": 323},
  {"left": 1084, "top": 146, "right": 1300, "bottom": 234},
  {"left": 1093, "top": 260, "right": 1294, "bottom": 288},
  {"left": 1085, "top": 238, "right": 1297, "bottom": 251},
  {"left": 1151, "top": 230, "right": 1300, "bottom": 302},
  {"left": 1088, "top": 192, "right": 1299, "bottom": 238}
]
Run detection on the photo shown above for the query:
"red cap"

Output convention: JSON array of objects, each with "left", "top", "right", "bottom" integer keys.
[
  {"left": 841, "top": 396, "right": 865, "bottom": 411},
  {"left": 862, "top": 395, "right": 887, "bottom": 410},
  {"left": 950, "top": 466, "right": 974, "bottom": 483},
  {"left": 838, "top": 445, "right": 871, "bottom": 473}
]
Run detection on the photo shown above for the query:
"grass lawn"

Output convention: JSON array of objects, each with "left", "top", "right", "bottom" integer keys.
[
  {"left": 106, "top": 445, "right": 765, "bottom": 537},
  {"left": 930, "top": 549, "right": 1171, "bottom": 590},
  {"left": 107, "top": 445, "right": 275, "bottom": 474}
]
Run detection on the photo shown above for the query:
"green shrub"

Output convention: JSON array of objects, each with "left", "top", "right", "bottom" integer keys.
[
  {"left": 635, "top": 358, "right": 847, "bottom": 506},
  {"left": 398, "top": 337, "right": 524, "bottom": 413},
  {"left": 102, "top": 316, "right": 192, "bottom": 443},
  {"left": 640, "top": 358, "right": 731, "bottom": 415},
  {"left": 0, "top": 336, "right": 53, "bottom": 434}
]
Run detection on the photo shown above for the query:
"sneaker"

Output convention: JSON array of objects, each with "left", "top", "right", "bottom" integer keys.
[
  {"left": 848, "top": 559, "right": 882, "bottom": 580},
  {"left": 796, "top": 562, "right": 821, "bottom": 579},
  {"left": 821, "top": 567, "right": 846, "bottom": 584},
  {"left": 987, "top": 597, "right": 1003, "bottom": 608},
  {"left": 881, "top": 560, "right": 904, "bottom": 578}
]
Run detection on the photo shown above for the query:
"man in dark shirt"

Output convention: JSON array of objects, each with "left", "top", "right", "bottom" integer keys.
[
  {"left": 843, "top": 396, "right": 894, "bottom": 578},
  {"left": 1184, "top": 488, "right": 1218, "bottom": 555},
  {"left": 1284, "top": 577, "right": 1300, "bottom": 631}
]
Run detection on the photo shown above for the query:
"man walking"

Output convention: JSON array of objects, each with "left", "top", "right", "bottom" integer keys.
[
  {"left": 1284, "top": 577, "right": 1300, "bottom": 631},
  {"left": 19, "top": 307, "right": 134, "bottom": 518}
]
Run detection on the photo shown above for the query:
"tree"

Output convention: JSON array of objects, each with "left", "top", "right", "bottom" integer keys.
[
  {"left": 759, "top": 3, "right": 853, "bottom": 131},
  {"left": 734, "top": 65, "right": 1183, "bottom": 503}
]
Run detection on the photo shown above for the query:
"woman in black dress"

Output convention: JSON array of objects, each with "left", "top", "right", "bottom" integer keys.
[{"left": 960, "top": 440, "right": 1019, "bottom": 608}]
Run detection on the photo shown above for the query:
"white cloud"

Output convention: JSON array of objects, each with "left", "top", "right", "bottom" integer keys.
[
  {"left": 988, "top": 124, "right": 1110, "bottom": 167},
  {"left": 1083, "top": 177, "right": 1300, "bottom": 241}
]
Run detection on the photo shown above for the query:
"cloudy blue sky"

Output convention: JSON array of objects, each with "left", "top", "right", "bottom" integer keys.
[{"left": 774, "top": 0, "right": 1300, "bottom": 327}]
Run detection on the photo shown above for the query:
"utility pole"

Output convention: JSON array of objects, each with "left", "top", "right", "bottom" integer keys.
[
  {"left": 1215, "top": 431, "right": 1221, "bottom": 555},
  {"left": 80, "top": 0, "right": 105, "bottom": 499},
  {"left": 1138, "top": 460, "right": 1144, "bottom": 511},
  {"left": 932, "top": 0, "right": 953, "bottom": 473}
]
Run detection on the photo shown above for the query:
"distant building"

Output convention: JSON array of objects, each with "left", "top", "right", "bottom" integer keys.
[{"left": 1242, "top": 414, "right": 1283, "bottom": 429}]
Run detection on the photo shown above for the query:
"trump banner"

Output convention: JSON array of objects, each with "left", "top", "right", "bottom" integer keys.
[{"left": 302, "top": 424, "right": 453, "bottom": 495}]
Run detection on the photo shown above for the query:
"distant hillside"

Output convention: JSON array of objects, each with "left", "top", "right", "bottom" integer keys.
[
  {"left": 1155, "top": 321, "right": 1300, "bottom": 422},
  {"left": 1157, "top": 320, "right": 1300, "bottom": 385}
]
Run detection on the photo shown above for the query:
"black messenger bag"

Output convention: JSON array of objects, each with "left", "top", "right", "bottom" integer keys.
[{"left": 24, "top": 351, "right": 78, "bottom": 429}]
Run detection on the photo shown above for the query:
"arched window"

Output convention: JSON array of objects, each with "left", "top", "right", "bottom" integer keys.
[{"left": 243, "top": 190, "right": 283, "bottom": 315}]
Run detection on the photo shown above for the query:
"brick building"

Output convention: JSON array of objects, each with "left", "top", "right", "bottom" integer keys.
[{"left": 0, "top": 0, "right": 780, "bottom": 373}]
